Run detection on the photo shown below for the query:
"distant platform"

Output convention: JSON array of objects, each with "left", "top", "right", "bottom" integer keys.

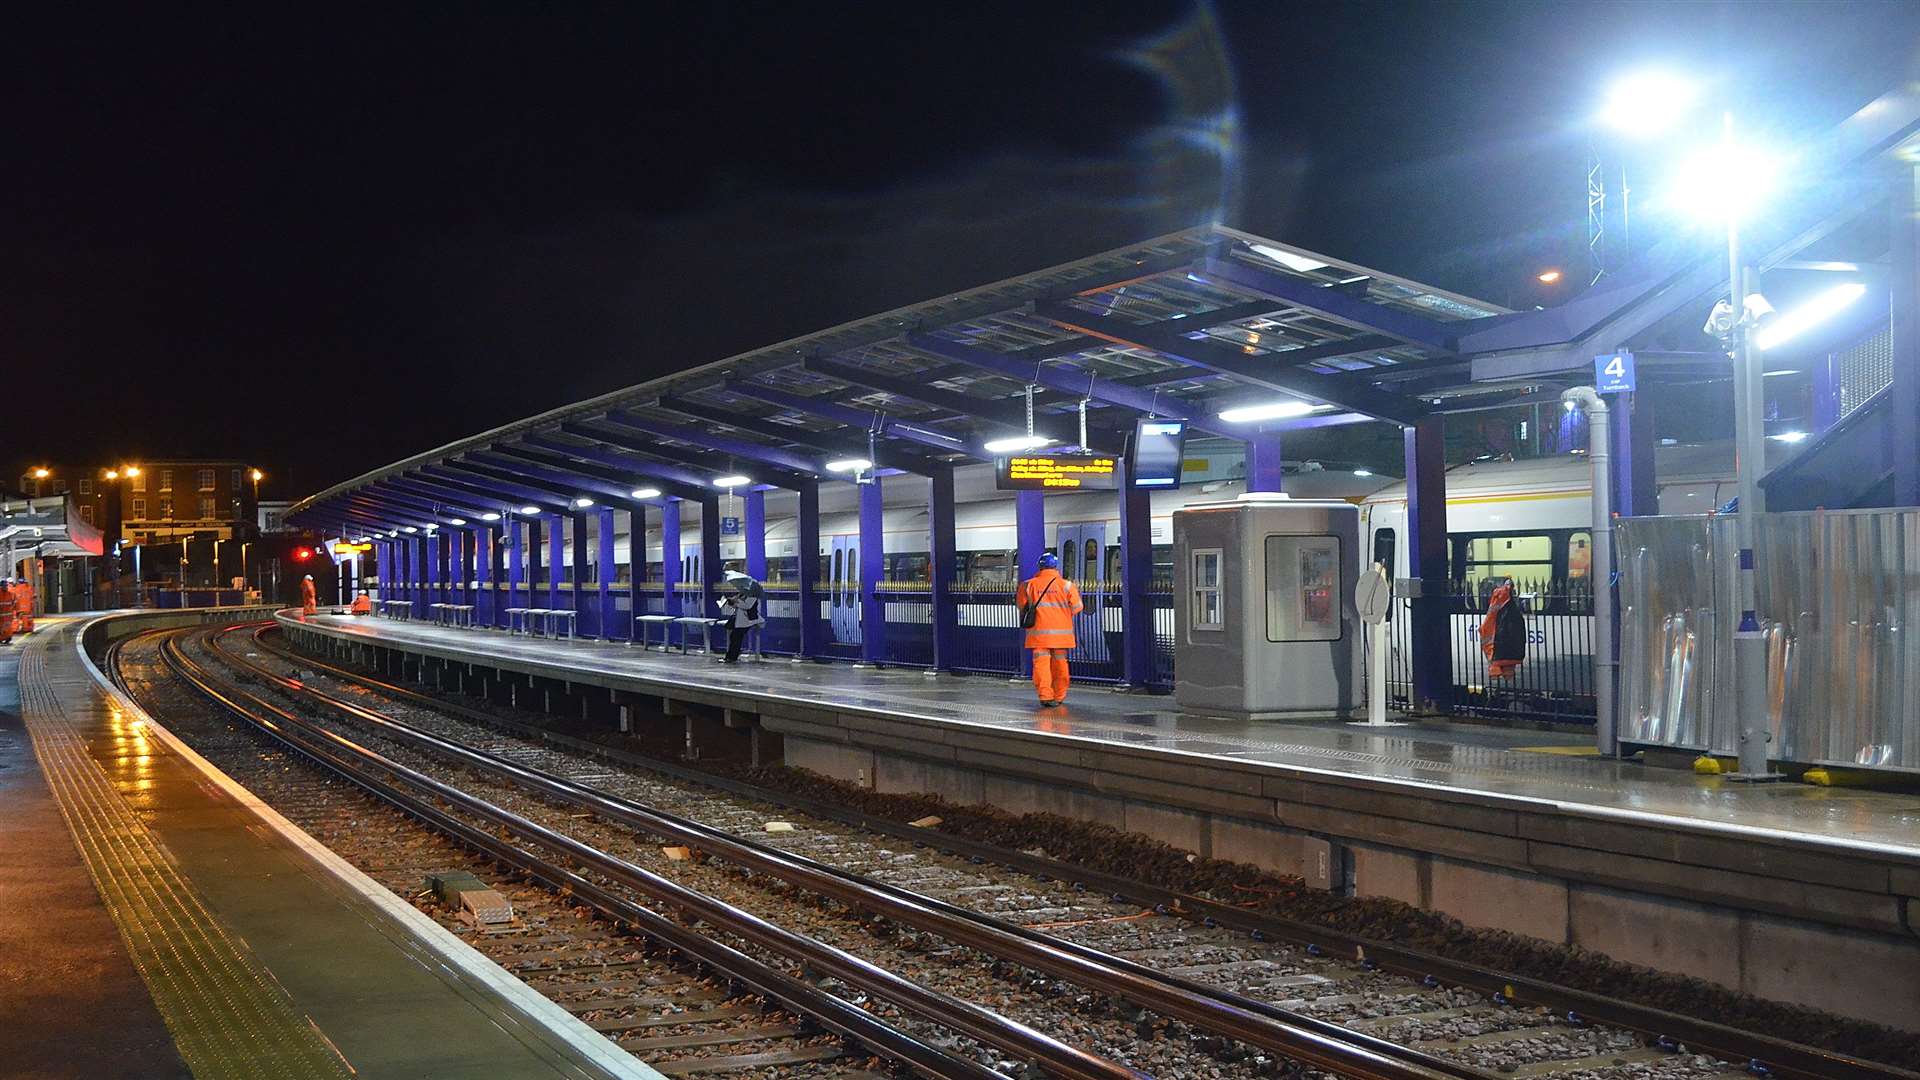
[
  {"left": 8, "top": 613, "right": 655, "bottom": 1080},
  {"left": 282, "top": 609, "right": 1920, "bottom": 1032}
]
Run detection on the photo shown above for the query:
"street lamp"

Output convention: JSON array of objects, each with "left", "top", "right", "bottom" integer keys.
[{"left": 249, "top": 468, "right": 264, "bottom": 501}]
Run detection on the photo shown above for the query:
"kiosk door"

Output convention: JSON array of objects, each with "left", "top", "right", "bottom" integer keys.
[
  {"left": 1055, "top": 523, "right": 1110, "bottom": 662},
  {"left": 829, "top": 535, "right": 863, "bottom": 646}
]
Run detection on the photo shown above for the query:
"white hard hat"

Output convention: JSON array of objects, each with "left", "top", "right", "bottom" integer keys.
[{"left": 303, "top": 574, "right": 313, "bottom": 580}]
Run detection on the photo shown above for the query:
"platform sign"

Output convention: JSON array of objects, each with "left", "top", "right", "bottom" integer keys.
[
  {"left": 1128, "top": 418, "right": 1188, "bottom": 488},
  {"left": 331, "top": 541, "right": 373, "bottom": 555},
  {"left": 994, "top": 453, "right": 1119, "bottom": 491},
  {"left": 720, "top": 516, "right": 741, "bottom": 536},
  {"left": 1594, "top": 350, "right": 1636, "bottom": 394}
]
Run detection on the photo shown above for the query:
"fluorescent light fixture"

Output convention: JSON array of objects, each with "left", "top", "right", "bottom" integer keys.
[
  {"left": 1761, "top": 369, "right": 1800, "bottom": 378},
  {"left": 519, "top": 504, "right": 541, "bottom": 515},
  {"left": 629, "top": 487, "right": 661, "bottom": 500},
  {"left": 480, "top": 512, "right": 501, "bottom": 521},
  {"left": 712, "top": 474, "right": 750, "bottom": 488},
  {"left": 573, "top": 497, "right": 594, "bottom": 508},
  {"left": 1754, "top": 282, "right": 1867, "bottom": 350},
  {"left": 983, "top": 435, "right": 1053, "bottom": 453},
  {"left": 1353, "top": 469, "right": 1374, "bottom": 477},
  {"left": 400, "top": 526, "right": 417, "bottom": 533},
  {"left": 1600, "top": 71, "right": 1697, "bottom": 134},
  {"left": 447, "top": 517, "right": 466, "bottom": 526},
  {"left": 1768, "top": 430, "right": 1809, "bottom": 443},
  {"left": 1218, "top": 400, "right": 1315, "bottom": 423},
  {"left": 824, "top": 457, "right": 873, "bottom": 473},
  {"left": 1536, "top": 269, "right": 1563, "bottom": 284},
  {"left": 1249, "top": 242, "right": 1330, "bottom": 274},
  {"left": 389, "top": 530, "right": 399, "bottom": 538}
]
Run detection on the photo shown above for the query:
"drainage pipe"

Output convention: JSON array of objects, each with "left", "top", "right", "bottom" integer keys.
[{"left": 1562, "top": 386, "right": 1616, "bottom": 755}]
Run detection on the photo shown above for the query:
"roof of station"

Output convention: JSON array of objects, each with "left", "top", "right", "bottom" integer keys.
[
  {"left": 291, "top": 82, "right": 1920, "bottom": 536},
  {"left": 292, "top": 225, "right": 1533, "bottom": 532},
  {"left": 1, "top": 495, "right": 107, "bottom": 559}
]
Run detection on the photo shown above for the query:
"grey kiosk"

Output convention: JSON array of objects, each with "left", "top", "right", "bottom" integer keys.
[{"left": 1172, "top": 495, "right": 1362, "bottom": 717}]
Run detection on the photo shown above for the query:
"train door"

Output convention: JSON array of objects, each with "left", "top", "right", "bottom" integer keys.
[
  {"left": 1055, "top": 523, "right": 1109, "bottom": 662},
  {"left": 680, "top": 543, "right": 702, "bottom": 612},
  {"left": 829, "top": 535, "right": 862, "bottom": 646}
]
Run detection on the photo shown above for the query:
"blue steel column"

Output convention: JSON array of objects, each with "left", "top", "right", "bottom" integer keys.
[
  {"left": 744, "top": 489, "right": 767, "bottom": 582},
  {"left": 1246, "top": 430, "right": 1284, "bottom": 492},
  {"left": 660, "top": 500, "right": 682, "bottom": 620},
  {"left": 796, "top": 481, "right": 822, "bottom": 658},
  {"left": 413, "top": 535, "right": 429, "bottom": 618},
  {"left": 928, "top": 467, "right": 958, "bottom": 672},
  {"left": 1608, "top": 392, "right": 1656, "bottom": 517},
  {"left": 376, "top": 541, "right": 391, "bottom": 601},
  {"left": 509, "top": 518, "right": 527, "bottom": 617},
  {"left": 461, "top": 528, "right": 477, "bottom": 607},
  {"left": 546, "top": 514, "right": 564, "bottom": 613},
  {"left": 570, "top": 512, "right": 590, "bottom": 632},
  {"left": 1403, "top": 417, "right": 1452, "bottom": 713},
  {"left": 700, "top": 494, "right": 723, "bottom": 643},
  {"left": 858, "top": 476, "right": 887, "bottom": 665},
  {"left": 1117, "top": 463, "right": 1155, "bottom": 688},
  {"left": 596, "top": 507, "right": 615, "bottom": 639},
  {"left": 1892, "top": 160, "right": 1920, "bottom": 506},
  {"left": 1014, "top": 490, "right": 1045, "bottom": 679},
  {"left": 486, "top": 525, "right": 504, "bottom": 625},
  {"left": 627, "top": 502, "right": 647, "bottom": 625}
]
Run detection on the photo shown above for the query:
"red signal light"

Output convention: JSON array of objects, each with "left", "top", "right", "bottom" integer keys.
[{"left": 293, "top": 547, "right": 313, "bottom": 561}]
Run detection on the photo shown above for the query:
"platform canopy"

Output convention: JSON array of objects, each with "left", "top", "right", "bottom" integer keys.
[
  {"left": 0, "top": 495, "right": 107, "bottom": 561},
  {"left": 291, "top": 224, "right": 1523, "bottom": 532}
]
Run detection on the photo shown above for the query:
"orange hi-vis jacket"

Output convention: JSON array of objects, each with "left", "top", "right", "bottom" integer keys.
[
  {"left": 0, "top": 584, "right": 14, "bottom": 641},
  {"left": 1016, "top": 567, "right": 1084, "bottom": 650}
]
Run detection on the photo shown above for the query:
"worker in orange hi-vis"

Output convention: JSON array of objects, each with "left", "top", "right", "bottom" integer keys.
[
  {"left": 12, "top": 575, "right": 32, "bottom": 635},
  {"left": 0, "top": 579, "right": 15, "bottom": 646},
  {"left": 349, "top": 591, "right": 373, "bottom": 616},
  {"left": 1015, "top": 551, "right": 1083, "bottom": 707},
  {"left": 300, "top": 573, "right": 318, "bottom": 616}
]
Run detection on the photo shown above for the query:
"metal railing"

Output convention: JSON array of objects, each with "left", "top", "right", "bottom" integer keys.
[{"left": 1386, "top": 577, "right": 1598, "bottom": 724}]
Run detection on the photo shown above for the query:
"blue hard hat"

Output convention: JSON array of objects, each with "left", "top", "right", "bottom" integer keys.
[{"left": 1037, "top": 552, "right": 1059, "bottom": 570}]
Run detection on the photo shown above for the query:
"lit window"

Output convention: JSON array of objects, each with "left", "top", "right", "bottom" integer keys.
[
  {"left": 199, "top": 497, "right": 216, "bottom": 520},
  {"left": 158, "top": 497, "right": 173, "bottom": 519},
  {"left": 131, "top": 497, "right": 146, "bottom": 519},
  {"left": 1264, "top": 535, "right": 1342, "bottom": 642},
  {"left": 1190, "top": 548, "right": 1223, "bottom": 632},
  {"left": 197, "top": 468, "right": 215, "bottom": 491},
  {"left": 159, "top": 469, "right": 173, "bottom": 492}
]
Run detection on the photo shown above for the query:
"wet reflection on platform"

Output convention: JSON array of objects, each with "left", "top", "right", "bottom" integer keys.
[{"left": 300, "top": 614, "right": 1920, "bottom": 858}]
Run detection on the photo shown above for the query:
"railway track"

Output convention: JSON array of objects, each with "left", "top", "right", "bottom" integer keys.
[{"left": 114, "top": 621, "right": 1920, "bottom": 1080}]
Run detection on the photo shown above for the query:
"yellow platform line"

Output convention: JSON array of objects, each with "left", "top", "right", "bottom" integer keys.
[{"left": 18, "top": 642, "right": 352, "bottom": 1080}]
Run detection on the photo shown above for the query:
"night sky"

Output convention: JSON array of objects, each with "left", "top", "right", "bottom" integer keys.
[{"left": 8, "top": 2, "right": 1918, "bottom": 498}]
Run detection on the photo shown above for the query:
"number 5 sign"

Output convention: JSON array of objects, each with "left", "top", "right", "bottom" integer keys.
[{"left": 1594, "top": 350, "right": 1635, "bottom": 394}]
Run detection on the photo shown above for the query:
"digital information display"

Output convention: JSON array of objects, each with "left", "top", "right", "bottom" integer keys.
[
  {"left": 1129, "top": 418, "right": 1188, "bottom": 488},
  {"left": 995, "top": 453, "right": 1120, "bottom": 490}
]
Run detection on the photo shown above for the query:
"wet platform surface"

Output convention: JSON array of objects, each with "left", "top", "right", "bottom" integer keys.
[
  {"left": 8, "top": 617, "right": 648, "bottom": 1080},
  {"left": 293, "top": 611, "right": 1920, "bottom": 861}
]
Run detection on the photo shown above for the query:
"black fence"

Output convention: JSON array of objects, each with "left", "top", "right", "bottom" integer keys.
[{"left": 1386, "top": 577, "right": 1597, "bottom": 724}]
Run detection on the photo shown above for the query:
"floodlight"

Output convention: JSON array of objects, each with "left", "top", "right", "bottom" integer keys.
[
  {"left": 1754, "top": 282, "right": 1867, "bottom": 350},
  {"left": 1218, "top": 400, "right": 1315, "bottom": 423},
  {"left": 1536, "top": 269, "right": 1563, "bottom": 284},
  {"left": 1600, "top": 71, "right": 1697, "bottom": 134},
  {"left": 1669, "top": 142, "right": 1778, "bottom": 223},
  {"left": 983, "top": 435, "right": 1053, "bottom": 453},
  {"left": 824, "top": 458, "right": 873, "bottom": 473},
  {"left": 629, "top": 487, "right": 661, "bottom": 500}
]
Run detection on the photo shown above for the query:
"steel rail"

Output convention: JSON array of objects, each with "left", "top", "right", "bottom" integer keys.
[
  {"left": 224, "top": 625, "right": 1474, "bottom": 1080},
  {"left": 153, "top": 631, "right": 1116, "bottom": 1080},
  {"left": 257, "top": 622, "right": 1920, "bottom": 1080}
]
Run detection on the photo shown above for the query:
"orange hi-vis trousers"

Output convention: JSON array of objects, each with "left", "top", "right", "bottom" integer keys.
[{"left": 1030, "top": 648, "right": 1071, "bottom": 702}]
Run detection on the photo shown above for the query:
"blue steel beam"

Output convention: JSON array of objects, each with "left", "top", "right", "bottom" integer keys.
[
  {"left": 657, "top": 395, "right": 939, "bottom": 475},
  {"left": 1195, "top": 256, "right": 1461, "bottom": 352},
  {"left": 419, "top": 465, "right": 573, "bottom": 515},
  {"left": 563, "top": 418, "right": 814, "bottom": 489},
  {"left": 462, "top": 451, "right": 643, "bottom": 508},
  {"left": 601, "top": 409, "right": 823, "bottom": 478},
  {"left": 529, "top": 431, "right": 712, "bottom": 497},
  {"left": 1030, "top": 299, "right": 1424, "bottom": 423},
  {"left": 386, "top": 476, "right": 525, "bottom": 518},
  {"left": 490, "top": 442, "right": 699, "bottom": 503},
  {"left": 723, "top": 381, "right": 972, "bottom": 457},
  {"left": 393, "top": 472, "right": 560, "bottom": 518},
  {"left": 362, "top": 481, "right": 490, "bottom": 521},
  {"left": 801, "top": 357, "right": 1057, "bottom": 434}
]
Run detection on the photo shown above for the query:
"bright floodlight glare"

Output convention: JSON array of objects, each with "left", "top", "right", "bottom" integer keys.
[
  {"left": 629, "top": 487, "right": 661, "bottom": 500},
  {"left": 124, "top": 465, "right": 140, "bottom": 477},
  {"left": 1600, "top": 71, "right": 1696, "bottom": 134},
  {"left": 1249, "top": 242, "right": 1330, "bottom": 274},
  {"left": 519, "top": 504, "right": 541, "bottom": 515},
  {"left": 1218, "top": 400, "right": 1314, "bottom": 423},
  {"left": 480, "top": 512, "right": 501, "bottom": 521},
  {"left": 447, "top": 517, "right": 467, "bottom": 526},
  {"left": 1669, "top": 142, "right": 1778, "bottom": 223},
  {"left": 31, "top": 467, "right": 49, "bottom": 479},
  {"left": 1754, "top": 282, "right": 1867, "bottom": 350},
  {"left": 982, "top": 435, "right": 1053, "bottom": 453},
  {"left": 1768, "top": 430, "right": 1810, "bottom": 443},
  {"left": 573, "top": 496, "right": 594, "bottom": 508},
  {"left": 249, "top": 468, "right": 264, "bottom": 481},
  {"left": 1353, "top": 469, "right": 1374, "bottom": 477},
  {"left": 824, "top": 457, "right": 873, "bottom": 473},
  {"left": 1536, "top": 269, "right": 1563, "bottom": 284},
  {"left": 712, "top": 474, "right": 750, "bottom": 488}
]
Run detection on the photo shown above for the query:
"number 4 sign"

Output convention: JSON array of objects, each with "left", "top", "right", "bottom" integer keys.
[{"left": 1594, "top": 350, "right": 1636, "bottom": 394}]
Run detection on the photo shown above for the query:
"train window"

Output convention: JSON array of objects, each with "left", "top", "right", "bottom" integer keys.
[
  {"left": 1060, "top": 541, "right": 1079, "bottom": 580},
  {"left": 1083, "top": 539, "right": 1098, "bottom": 583},
  {"left": 1459, "top": 533, "right": 1552, "bottom": 600},
  {"left": 1371, "top": 528, "right": 1396, "bottom": 574},
  {"left": 830, "top": 550, "right": 842, "bottom": 605},
  {"left": 1265, "top": 535, "right": 1342, "bottom": 642},
  {"left": 1568, "top": 532, "right": 1592, "bottom": 579},
  {"left": 1190, "top": 548, "right": 1224, "bottom": 632},
  {"left": 1104, "top": 545, "right": 1122, "bottom": 585},
  {"left": 846, "top": 544, "right": 857, "bottom": 592}
]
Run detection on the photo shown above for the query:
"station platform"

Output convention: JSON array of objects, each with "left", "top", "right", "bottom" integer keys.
[
  {"left": 2, "top": 612, "right": 655, "bottom": 1080},
  {"left": 281, "top": 610, "right": 1920, "bottom": 1032}
]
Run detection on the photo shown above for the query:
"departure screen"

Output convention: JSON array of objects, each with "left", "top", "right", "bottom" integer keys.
[
  {"left": 1129, "top": 419, "right": 1188, "bottom": 488},
  {"left": 995, "top": 453, "right": 1120, "bottom": 490}
]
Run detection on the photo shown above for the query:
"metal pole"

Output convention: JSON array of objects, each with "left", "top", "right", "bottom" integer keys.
[{"left": 1562, "top": 388, "right": 1615, "bottom": 755}]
